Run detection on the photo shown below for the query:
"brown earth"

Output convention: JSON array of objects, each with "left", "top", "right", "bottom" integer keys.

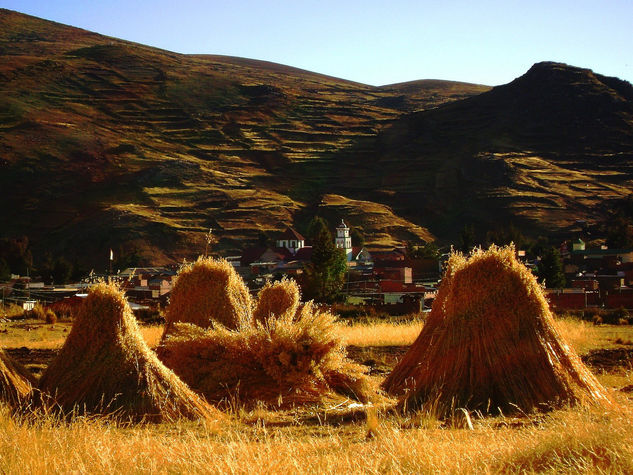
[{"left": 1, "top": 9, "right": 632, "bottom": 270}]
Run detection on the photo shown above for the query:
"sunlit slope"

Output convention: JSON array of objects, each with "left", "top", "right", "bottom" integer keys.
[
  {"left": 373, "top": 62, "right": 633, "bottom": 236},
  {"left": 0, "top": 9, "right": 487, "bottom": 265}
]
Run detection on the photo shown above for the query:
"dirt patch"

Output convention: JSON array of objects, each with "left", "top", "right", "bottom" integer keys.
[
  {"left": 6, "top": 347, "right": 58, "bottom": 377},
  {"left": 346, "top": 345, "right": 409, "bottom": 375},
  {"left": 581, "top": 348, "right": 633, "bottom": 373}
]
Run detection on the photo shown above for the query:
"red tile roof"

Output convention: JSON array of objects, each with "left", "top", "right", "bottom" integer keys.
[{"left": 278, "top": 227, "right": 305, "bottom": 241}]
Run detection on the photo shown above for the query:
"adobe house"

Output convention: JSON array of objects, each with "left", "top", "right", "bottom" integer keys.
[{"left": 275, "top": 227, "right": 305, "bottom": 255}]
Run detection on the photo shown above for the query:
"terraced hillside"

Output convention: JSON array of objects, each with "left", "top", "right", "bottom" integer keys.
[
  {"left": 2, "top": 9, "right": 632, "bottom": 271},
  {"left": 0, "top": 9, "right": 488, "bottom": 267},
  {"left": 368, "top": 62, "right": 633, "bottom": 237}
]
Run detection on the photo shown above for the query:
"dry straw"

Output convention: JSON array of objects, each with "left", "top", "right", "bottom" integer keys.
[
  {"left": 382, "top": 245, "right": 612, "bottom": 417},
  {"left": 0, "top": 349, "right": 35, "bottom": 409},
  {"left": 253, "top": 277, "right": 301, "bottom": 324},
  {"left": 165, "top": 257, "right": 252, "bottom": 332},
  {"left": 37, "top": 281, "right": 224, "bottom": 423},
  {"left": 158, "top": 301, "right": 373, "bottom": 408}
]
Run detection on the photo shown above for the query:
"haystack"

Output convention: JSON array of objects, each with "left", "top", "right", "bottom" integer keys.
[
  {"left": 37, "top": 281, "right": 223, "bottom": 422},
  {"left": 158, "top": 302, "right": 373, "bottom": 408},
  {"left": 165, "top": 257, "right": 252, "bottom": 332},
  {"left": 253, "top": 277, "right": 301, "bottom": 324},
  {"left": 0, "top": 349, "right": 35, "bottom": 408},
  {"left": 382, "top": 245, "right": 611, "bottom": 417}
]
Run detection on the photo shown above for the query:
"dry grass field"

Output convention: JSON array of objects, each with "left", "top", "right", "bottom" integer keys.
[{"left": 2, "top": 313, "right": 633, "bottom": 473}]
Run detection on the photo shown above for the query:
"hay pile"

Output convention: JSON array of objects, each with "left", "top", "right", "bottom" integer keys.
[
  {"left": 0, "top": 349, "right": 35, "bottom": 408},
  {"left": 383, "top": 245, "right": 611, "bottom": 417},
  {"left": 165, "top": 257, "right": 252, "bottom": 332},
  {"left": 253, "top": 277, "right": 301, "bottom": 323},
  {"left": 158, "top": 301, "right": 373, "bottom": 408},
  {"left": 37, "top": 282, "right": 223, "bottom": 422}
]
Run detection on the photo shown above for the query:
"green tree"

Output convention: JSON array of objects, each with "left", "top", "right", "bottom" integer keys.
[
  {"left": 486, "top": 223, "right": 527, "bottom": 249},
  {"left": 459, "top": 224, "right": 476, "bottom": 253},
  {"left": 0, "top": 236, "right": 33, "bottom": 275},
  {"left": 307, "top": 216, "right": 329, "bottom": 240},
  {"left": 605, "top": 216, "right": 633, "bottom": 249},
  {"left": 51, "top": 257, "right": 73, "bottom": 285},
  {"left": 537, "top": 247, "right": 566, "bottom": 289},
  {"left": 406, "top": 241, "right": 440, "bottom": 259},
  {"left": 303, "top": 226, "right": 347, "bottom": 303},
  {"left": 0, "top": 258, "right": 10, "bottom": 280}
]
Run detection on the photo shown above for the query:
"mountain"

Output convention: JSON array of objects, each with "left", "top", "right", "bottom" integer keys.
[
  {"left": 1, "top": 9, "right": 632, "bottom": 271},
  {"left": 370, "top": 61, "right": 633, "bottom": 237},
  {"left": 0, "top": 9, "right": 490, "bottom": 269}
]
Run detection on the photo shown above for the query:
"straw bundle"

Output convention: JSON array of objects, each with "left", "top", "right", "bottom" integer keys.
[
  {"left": 0, "top": 349, "right": 35, "bottom": 409},
  {"left": 165, "top": 257, "right": 252, "bottom": 332},
  {"left": 382, "top": 245, "right": 611, "bottom": 417},
  {"left": 253, "top": 277, "right": 301, "bottom": 323},
  {"left": 158, "top": 302, "right": 373, "bottom": 408},
  {"left": 37, "top": 281, "right": 223, "bottom": 422}
]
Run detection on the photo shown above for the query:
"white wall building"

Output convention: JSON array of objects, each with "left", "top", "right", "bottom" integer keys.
[{"left": 335, "top": 219, "right": 353, "bottom": 262}]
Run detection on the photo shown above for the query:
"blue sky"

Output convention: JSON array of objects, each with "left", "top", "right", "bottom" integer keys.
[{"left": 2, "top": 0, "right": 632, "bottom": 86}]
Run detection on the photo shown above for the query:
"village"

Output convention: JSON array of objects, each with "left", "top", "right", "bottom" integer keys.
[{"left": 2, "top": 219, "right": 633, "bottom": 321}]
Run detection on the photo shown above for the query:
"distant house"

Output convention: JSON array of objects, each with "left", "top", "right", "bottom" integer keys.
[
  {"left": 276, "top": 227, "right": 305, "bottom": 255},
  {"left": 241, "top": 247, "right": 293, "bottom": 275}
]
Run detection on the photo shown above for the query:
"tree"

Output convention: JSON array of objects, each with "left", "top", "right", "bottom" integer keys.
[
  {"left": 406, "top": 241, "right": 440, "bottom": 260},
  {"left": 459, "top": 224, "right": 476, "bottom": 253},
  {"left": 51, "top": 257, "right": 73, "bottom": 285},
  {"left": 0, "top": 236, "right": 33, "bottom": 276},
  {"left": 486, "top": 223, "right": 527, "bottom": 249},
  {"left": 0, "top": 258, "right": 10, "bottom": 281},
  {"left": 307, "top": 216, "right": 329, "bottom": 240},
  {"left": 537, "top": 247, "right": 566, "bottom": 289},
  {"left": 303, "top": 226, "right": 347, "bottom": 303}
]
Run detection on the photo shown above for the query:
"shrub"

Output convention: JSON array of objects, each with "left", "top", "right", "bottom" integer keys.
[
  {"left": 30, "top": 303, "right": 47, "bottom": 320},
  {"left": 45, "top": 308, "right": 57, "bottom": 325}
]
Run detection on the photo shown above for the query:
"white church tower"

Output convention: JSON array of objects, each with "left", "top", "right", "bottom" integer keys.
[{"left": 335, "top": 219, "right": 353, "bottom": 262}]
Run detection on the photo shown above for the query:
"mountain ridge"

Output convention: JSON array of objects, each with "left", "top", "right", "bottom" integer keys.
[{"left": 1, "top": 9, "right": 632, "bottom": 271}]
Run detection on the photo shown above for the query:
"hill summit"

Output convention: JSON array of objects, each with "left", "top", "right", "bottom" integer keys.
[{"left": 1, "top": 9, "right": 632, "bottom": 270}]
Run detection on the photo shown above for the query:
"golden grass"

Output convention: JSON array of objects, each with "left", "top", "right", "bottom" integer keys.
[
  {"left": 1, "top": 398, "right": 632, "bottom": 474},
  {"left": 336, "top": 320, "right": 424, "bottom": 347},
  {"left": 165, "top": 257, "right": 253, "bottom": 332},
  {"left": 37, "top": 282, "right": 224, "bottom": 423},
  {"left": 0, "top": 303, "right": 25, "bottom": 319},
  {"left": 384, "top": 245, "right": 611, "bottom": 417}
]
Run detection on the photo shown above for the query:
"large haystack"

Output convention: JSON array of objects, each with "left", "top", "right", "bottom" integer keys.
[
  {"left": 37, "top": 282, "right": 223, "bottom": 422},
  {"left": 382, "top": 245, "right": 611, "bottom": 417},
  {"left": 158, "top": 302, "right": 373, "bottom": 408},
  {"left": 253, "top": 277, "right": 301, "bottom": 324},
  {"left": 0, "top": 349, "right": 35, "bottom": 408},
  {"left": 165, "top": 257, "right": 252, "bottom": 332}
]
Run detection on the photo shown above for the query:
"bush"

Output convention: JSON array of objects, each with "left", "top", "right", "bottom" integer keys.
[
  {"left": 45, "top": 308, "right": 57, "bottom": 325},
  {"left": 29, "top": 303, "right": 47, "bottom": 320}
]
